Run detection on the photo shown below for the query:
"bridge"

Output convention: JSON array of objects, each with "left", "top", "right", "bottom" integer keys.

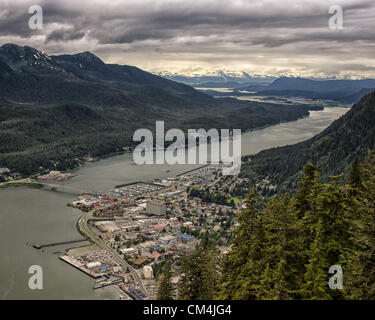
[{"left": 41, "top": 182, "right": 103, "bottom": 196}]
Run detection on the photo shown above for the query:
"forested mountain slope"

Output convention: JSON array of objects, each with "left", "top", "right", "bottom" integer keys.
[
  {"left": 239, "top": 90, "right": 375, "bottom": 196},
  {"left": 257, "top": 77, "right": 375, "bottom": 103}
]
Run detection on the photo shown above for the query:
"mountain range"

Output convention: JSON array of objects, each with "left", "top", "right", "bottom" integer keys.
[
  {"left": 197, "top": 76, "right": 375, "bottom": 104},
  {"left": 158, "top": 71, "right": 275, "bottom": 86},
  {"left": 0, "top": 44, "right": 316, "bottom": 176},
  {"left": 255, "top": 77, "right": 375, "bottom": 104}
]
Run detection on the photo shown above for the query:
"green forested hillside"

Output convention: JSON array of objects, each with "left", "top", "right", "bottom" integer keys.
[
  {"left": 217, "top": 154, "right": 375, "bottom": 299},
  {"left": 238, "top": 90, "right": 375, "bottom": 197},
  {"left": 159, "top": 154, "right": 375, "bottom": 300}
]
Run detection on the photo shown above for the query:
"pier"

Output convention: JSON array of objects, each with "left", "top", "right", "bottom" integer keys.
[
  {"left": 32, "top": 238, "right": 89, "bottom": 249},
  {"left": 41, "top": 182, "right": 103, "bottom": 196},
  {"left": 93, "top": 278, "right": 123, "bottom": 289}
]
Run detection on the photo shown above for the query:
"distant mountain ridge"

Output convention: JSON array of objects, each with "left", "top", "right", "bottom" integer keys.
[
  {"left": 195, "top": 75, "right": 375, "bottom": 104},
  {"left": 159, "top": 71, "right": 275, "bottom": 86},
  {"left": 266, "top": 77, "right": 375, "bottom": 94},
  {"left": 257, "top": 77, "right": 375, "bottom": 103}
]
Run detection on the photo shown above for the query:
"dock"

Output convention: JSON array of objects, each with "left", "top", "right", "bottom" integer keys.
[
  {"left": 59, "top": 255, "right": 106, "bottom": 279},
  {"left": 93, "top": 278, "right": 123, "bottom": 289},
  {"left": 32, "top": 238, "right": 88, "bottom": 249}
]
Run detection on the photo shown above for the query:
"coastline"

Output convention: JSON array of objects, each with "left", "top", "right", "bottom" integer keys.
[
  {"left": 0, "top": 105, "right": 348, "bottom": 194},
  {"left": 0, "top": 181, "right": 43, "bottom": 190},
  {"left": 0, "top": 103, "right": 327, "bottom": 183}
]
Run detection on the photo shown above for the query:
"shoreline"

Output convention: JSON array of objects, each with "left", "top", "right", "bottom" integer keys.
[
  {"left": 0, "top": 181, "right": 43, "bottom": 190},
  {"left": 0, "top": 105, "right": 346, "bottom": 191},
  {"left": 0, "top": 104, "right": 328, "bottom": 183}
]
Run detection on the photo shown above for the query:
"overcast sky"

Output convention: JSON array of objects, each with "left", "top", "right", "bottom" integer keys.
[{"left": 0, "top": 0, "right": 374, "bottom": 78}]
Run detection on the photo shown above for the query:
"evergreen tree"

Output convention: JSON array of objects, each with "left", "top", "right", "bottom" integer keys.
[
  {"left": 178, "top": 236, "right": 219, "bottom": 300},
  {"left": 345, "top": 152, "right": 375, "bottom": 299},
  {"left": 261, "top": 195, "right": 303, "bottom": 299},
  {"left": 157, "top": 260, "right": 174, "bottom": 300},
  {"left": 347, "top": 157, "right": 363, "bottom": 189},
  {"left": 292, "top": 163, "right": 323, "bottom": 273},
  {"left": 301, "top": 175, "right": 351, "bottom": 299},
  {"left": 301, "top": 219, "right": 331, "bottom": 300},
  {"left": 293, "top": 162, "right": 320, "bottom": 219},
  {"left": 216, "top": 187, "right": 268, "bottom": 299}
]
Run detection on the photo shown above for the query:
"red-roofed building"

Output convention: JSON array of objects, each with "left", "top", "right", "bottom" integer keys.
[
  {"left": 152, "top": 251, "right": 161, "bottom": 258},
  {"left": 102, "top": 196, "right": 116, "bottom": 201}
]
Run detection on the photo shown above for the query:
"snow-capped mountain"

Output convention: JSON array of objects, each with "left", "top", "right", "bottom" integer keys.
[{"left": 156, "top": 70, "right": 276, "bottom": 86}]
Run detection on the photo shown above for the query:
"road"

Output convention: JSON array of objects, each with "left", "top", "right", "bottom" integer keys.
[{"left": 78, "top": 211, "right": 150, "bottom": 299}]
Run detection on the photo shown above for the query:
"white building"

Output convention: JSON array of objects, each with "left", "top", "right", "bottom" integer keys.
[
  {"left": 95, "top": 221, "right": 121, "bottom": 233},
  {"left": 143, "top": 265, "right": 154, "bottom": 279},
  {"left": 120, "top": 248, "right": 136, "bottom": 255},
  {"left": 86, "top": 261, "right": 101, "bottom": 269}
]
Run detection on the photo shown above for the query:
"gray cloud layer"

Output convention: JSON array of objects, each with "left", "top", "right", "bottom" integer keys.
[{"left": 0, "top": 0, "right": 374, "bottom": 78}]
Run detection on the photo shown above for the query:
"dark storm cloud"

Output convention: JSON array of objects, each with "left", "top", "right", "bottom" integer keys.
[
  {"left": 0, "top": 0, "right": 374, "bottom": 77},
  {"left": 2, "top": 0, "right": 370, "bottom": 45},
  {"left": 0, "top": 3, "right": 35, "bottom": 37},
  {"left": 45, "top": 28, "right": 85, "bottom": 43},
  {"left": 74, "top": 0, "right": 375, "bottom": 46}
]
